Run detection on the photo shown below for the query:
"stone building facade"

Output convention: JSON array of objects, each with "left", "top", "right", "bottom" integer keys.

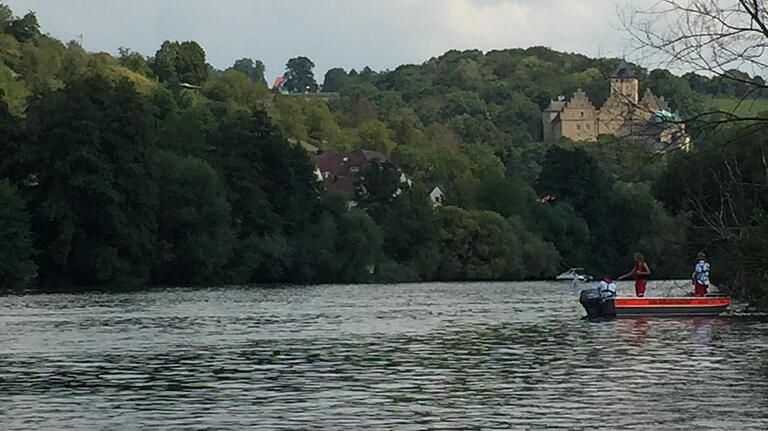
[{"left": 542, "top": 63, "right": 688, "bottom": 150}]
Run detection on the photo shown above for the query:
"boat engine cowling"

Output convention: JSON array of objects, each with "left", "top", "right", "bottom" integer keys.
[{"left": 580, "top": 288, "right": 616, "bottom": 319}]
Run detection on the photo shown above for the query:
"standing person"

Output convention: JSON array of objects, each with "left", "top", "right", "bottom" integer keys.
[
  {"left": 619, "top": 253, "right": 651, "bottom": 297},
  {"left": 692, "top": 252, "right": 710, "bottom": 297}
]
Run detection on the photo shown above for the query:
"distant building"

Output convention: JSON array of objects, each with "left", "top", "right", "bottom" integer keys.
[
  {"left": 428, "top": 185, "right": 446, "bottom": 207},
  {"left": 542, "top": 62, "right": 689, "bottom": 151},
  {"left": 314, "top": 149, "right": 394, "bottom": 199},
  {"left": 272, "top": 76, "right": 289, "bottom": 94}
]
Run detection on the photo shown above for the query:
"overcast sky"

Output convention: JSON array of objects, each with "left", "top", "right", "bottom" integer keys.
[{"left": 5, "top": 0, "right": 647, "bottom": 81}]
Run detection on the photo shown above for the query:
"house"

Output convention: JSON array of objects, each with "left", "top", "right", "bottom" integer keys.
[
  {"left": 313, "top": 149, "right": 410, "bottom": 200},
  {"left": 315, "top": 152, "right": 356, "bottom": 198},
  {"left": 428, "top": 185, "right": 446, "bottom": 207},
  {"left": 272, "top": 76, "right": 288, "bottom": 94}
]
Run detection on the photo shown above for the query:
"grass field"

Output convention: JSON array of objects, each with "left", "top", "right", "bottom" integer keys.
[{"left": 704, "top": 96, "right": 768, "bottom": 116}]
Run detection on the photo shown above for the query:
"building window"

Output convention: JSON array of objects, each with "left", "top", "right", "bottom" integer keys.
[
  {"left": 586, "top": 124, "right": 591, "bottom": 130},
  {"left": 580, "top": 111, "right": 584, "bottom": 117},
  {"left": 576, "top": 124, "right": 581, "bottom": 131}
]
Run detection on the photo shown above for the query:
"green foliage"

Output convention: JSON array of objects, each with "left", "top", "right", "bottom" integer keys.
[
  {"left": 646, "top": 69, "right": 703, "bottom": 117},
  {"left": 336, "top": 209, "right": 382, "bottom": 281},
  {"left": 535, "top": 202, "right": 590, "bottom": 268},
  {"left": 151, "top": 41, "right": 208, "bottom": 86},
  {"left": 8, "top": 12, "right": 41, "bottom": 43},
  {"left": 23, "top": 76, "right": 160, "bottom": 287},
  {"left": 0, "top": 60, "right": 28, "bottom": 115},
  {"left": 435, "top": 206, "right": 520, "bottom": 280},
  {"left": 0, "top": 4, "right": 11, "bottom": 33},
  {"left": 203, "top": 68, "right": 269, "bottom": 110},
  {"left": 0, "top": 8, "right": 733, "bottom": 290},
  {"left": 118, "top": 47, "right": 152, "bottom": 76},
  {"left": 232, "top": 57, "right": 266, "bottom": 84},
  {"left": 284, "top": 56, "right": 317, "bottom": 93},
  {"left": 153, "top": 152, "right": 234, "bottom": 284},
  {"left": 271, "top": 94, "right": 308, "bottom": 140},
  {"left": 705, "top": 96, "right": 768, "bottom": 116},
  {"left": 323, "top": 68, "right": 347, "bottom": 92},
  {"left": 303, "top": 98, "right": 345, "bottom": 146},
  {"left": 357, "top": 119, "right": 397, "bottom": 153},
  {"left": 0, "top": 179, "right": 36, "bottom": 288},
  {"left": 537, "top": 145, "right": 611, "bottom": 215},
  {"left": 656, "top": 127, "right": 768, "bottom": 306}
]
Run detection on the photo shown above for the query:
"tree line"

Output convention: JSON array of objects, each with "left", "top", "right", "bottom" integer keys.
[{"left": 2, "top": 2, "right": 768, "bottom": 309}]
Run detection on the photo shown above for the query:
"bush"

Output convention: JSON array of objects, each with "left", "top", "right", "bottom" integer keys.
[{"left": 0, "top": 179, "right": 36, "bottom": 288}]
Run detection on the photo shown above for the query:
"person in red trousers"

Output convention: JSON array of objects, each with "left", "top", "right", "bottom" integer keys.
[
  {"left": 692, "top": 252, "right": 710, "bottom": 297},
  {"left": 619, "top": 253, "right": 652, "bottom": 297}
]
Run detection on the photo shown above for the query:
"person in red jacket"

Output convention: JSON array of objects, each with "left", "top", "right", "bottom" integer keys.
[{"left": 619, "top": 253, "right": 652, "bottom": 297}]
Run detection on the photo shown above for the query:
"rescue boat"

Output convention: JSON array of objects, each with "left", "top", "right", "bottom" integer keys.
[
  {"left": 614, "top": 296, "right": 732, "bottom": 317},
  {"left": 579, "top": 288, "right": 732, "bottom": 318}
]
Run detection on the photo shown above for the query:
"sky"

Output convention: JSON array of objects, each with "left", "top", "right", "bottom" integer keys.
[{"left": 5, "top": 0, "right": 647, "bottom": 82}]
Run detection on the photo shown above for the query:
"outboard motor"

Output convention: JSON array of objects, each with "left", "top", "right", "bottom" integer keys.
[{"left": 580, "top": 288, "right": 616, "bottom": 319}]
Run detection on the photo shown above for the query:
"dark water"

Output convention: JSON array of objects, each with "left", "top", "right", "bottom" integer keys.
[{"left": 1, "top": 281, "right": 767, "bottom": 430}]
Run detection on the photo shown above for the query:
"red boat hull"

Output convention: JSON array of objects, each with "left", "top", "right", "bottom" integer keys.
[{"left": 614, "top": 297, "right": 732, "bottom": 317}]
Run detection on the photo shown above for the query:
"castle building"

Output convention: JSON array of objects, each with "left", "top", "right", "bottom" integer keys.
[{"left": 542, "top": 63, "right": 688, "bottom": 150}]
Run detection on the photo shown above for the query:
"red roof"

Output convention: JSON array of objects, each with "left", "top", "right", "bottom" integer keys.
[{"left": 272, "top": 76, "right": 287, "bottom": 90}]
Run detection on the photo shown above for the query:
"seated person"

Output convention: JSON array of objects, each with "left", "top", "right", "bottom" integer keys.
[{"left": 597, "top": 275, "right": 617, "bottom": 299}]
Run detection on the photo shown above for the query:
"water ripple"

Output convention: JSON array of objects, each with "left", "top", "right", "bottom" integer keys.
[{"left": 1, "top": 282, "right": 767, "bottom": 430}]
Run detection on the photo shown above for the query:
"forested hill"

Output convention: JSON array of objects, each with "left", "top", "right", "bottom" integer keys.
[{"left": 2, "top": 3, "right": 768, "bottom": 306}]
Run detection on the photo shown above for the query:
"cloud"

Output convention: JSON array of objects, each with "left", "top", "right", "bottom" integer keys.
[{"left": 4, "top": 0, "right": 642, "bottom": 81}]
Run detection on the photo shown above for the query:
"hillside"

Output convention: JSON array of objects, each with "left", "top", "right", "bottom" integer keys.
[
  {"left": 705, "top": 96, "right": 768, "bottom": 116},
  {"left": 2, "top": 2, "right": 768, "bottom": 294}
]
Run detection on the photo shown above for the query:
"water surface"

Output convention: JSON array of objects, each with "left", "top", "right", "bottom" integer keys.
[{"left": 1, "top": 281, "right": 767, "bottom": 430}]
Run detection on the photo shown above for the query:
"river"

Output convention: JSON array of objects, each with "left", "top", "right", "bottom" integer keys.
[{"left": 1, "top": 281, "right": 767, "bottom": 430}]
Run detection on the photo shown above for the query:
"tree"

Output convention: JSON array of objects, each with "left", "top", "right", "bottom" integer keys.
[
  {"left": 335, "top": 208, "right": 382, "bottom": 281},
  {"left": 377, "top": 185, "right": 440, "bottom": 278},
  {"left": 232, "top": 57, "right": 266, "bottom": 84},
  {"left": 0, "top": 4, "right": 12, "bottom": 33},
  {"left": 435, "top": 206, "right": 519, "bottom": 280},
  {"left": 536, "top": 145, "right": 611, "bottom": 215},
  {"left": 23, "top": 76, "right": 160, "bottom": 287},
  {"left": 356, "top": 160, "right": 405, "bottom": 220},
  {"left": 646, "top": 69, "right": 703, "bottom": 117},
  {"left": 271, "top": 94, "right": 308, "bottom": 140},
  {"left": 283, "top": 56, "right": 317, "bottom": 93},
  {"left": 624, "top": 1, "right": 768, "bottom": 127},
  {"left": 535, "top": 201, "right": 590, "bottom": 269},
  {"left": 203, "top": 68, "right": 268, "bottom": 110},
  {"left": 118, "top": 47, "right": 152, "bottom": 76},
  {"left": 8, "top": 12, "right": 40, "bottom": 43},
  {"left": 358, "top": 119, "right": 397, "bottom": 153},
  {"left": 153, "top": 152, "right": 234, "bottom": 284},
  {"left": 323, "top": 67, "right": 348, "bottom": 92},
  {"left": 303, "top": 98, "right": 345, "bottom": 146},
  {"left": 208, "top": 108, "right": 320, "bottom": 282},
  {"left": 0, "top": 179, "right": 37, "bottom": 289},
  {"left": 151, "top": 41, "right": 208, "bottom": 86},
  {"left": 0, "top": 60, "right": 29, "bottom": 116}
]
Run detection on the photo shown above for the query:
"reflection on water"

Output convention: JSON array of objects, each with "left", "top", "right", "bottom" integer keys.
[{"left": 1, "top": 282, "right": 767, "bottom": 430}]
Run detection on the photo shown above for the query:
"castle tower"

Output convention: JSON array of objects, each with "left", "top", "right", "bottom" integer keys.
[
  {"left": 609, "top": 62, "right": 639, "bottom": 105},
  {"left": 542, "top": 96, "right": 566, "bottom": 140}
]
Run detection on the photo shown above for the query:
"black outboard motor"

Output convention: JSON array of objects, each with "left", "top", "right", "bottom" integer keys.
[{"left": 580, "top": 288, "right": 616, "bottom": 319}]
